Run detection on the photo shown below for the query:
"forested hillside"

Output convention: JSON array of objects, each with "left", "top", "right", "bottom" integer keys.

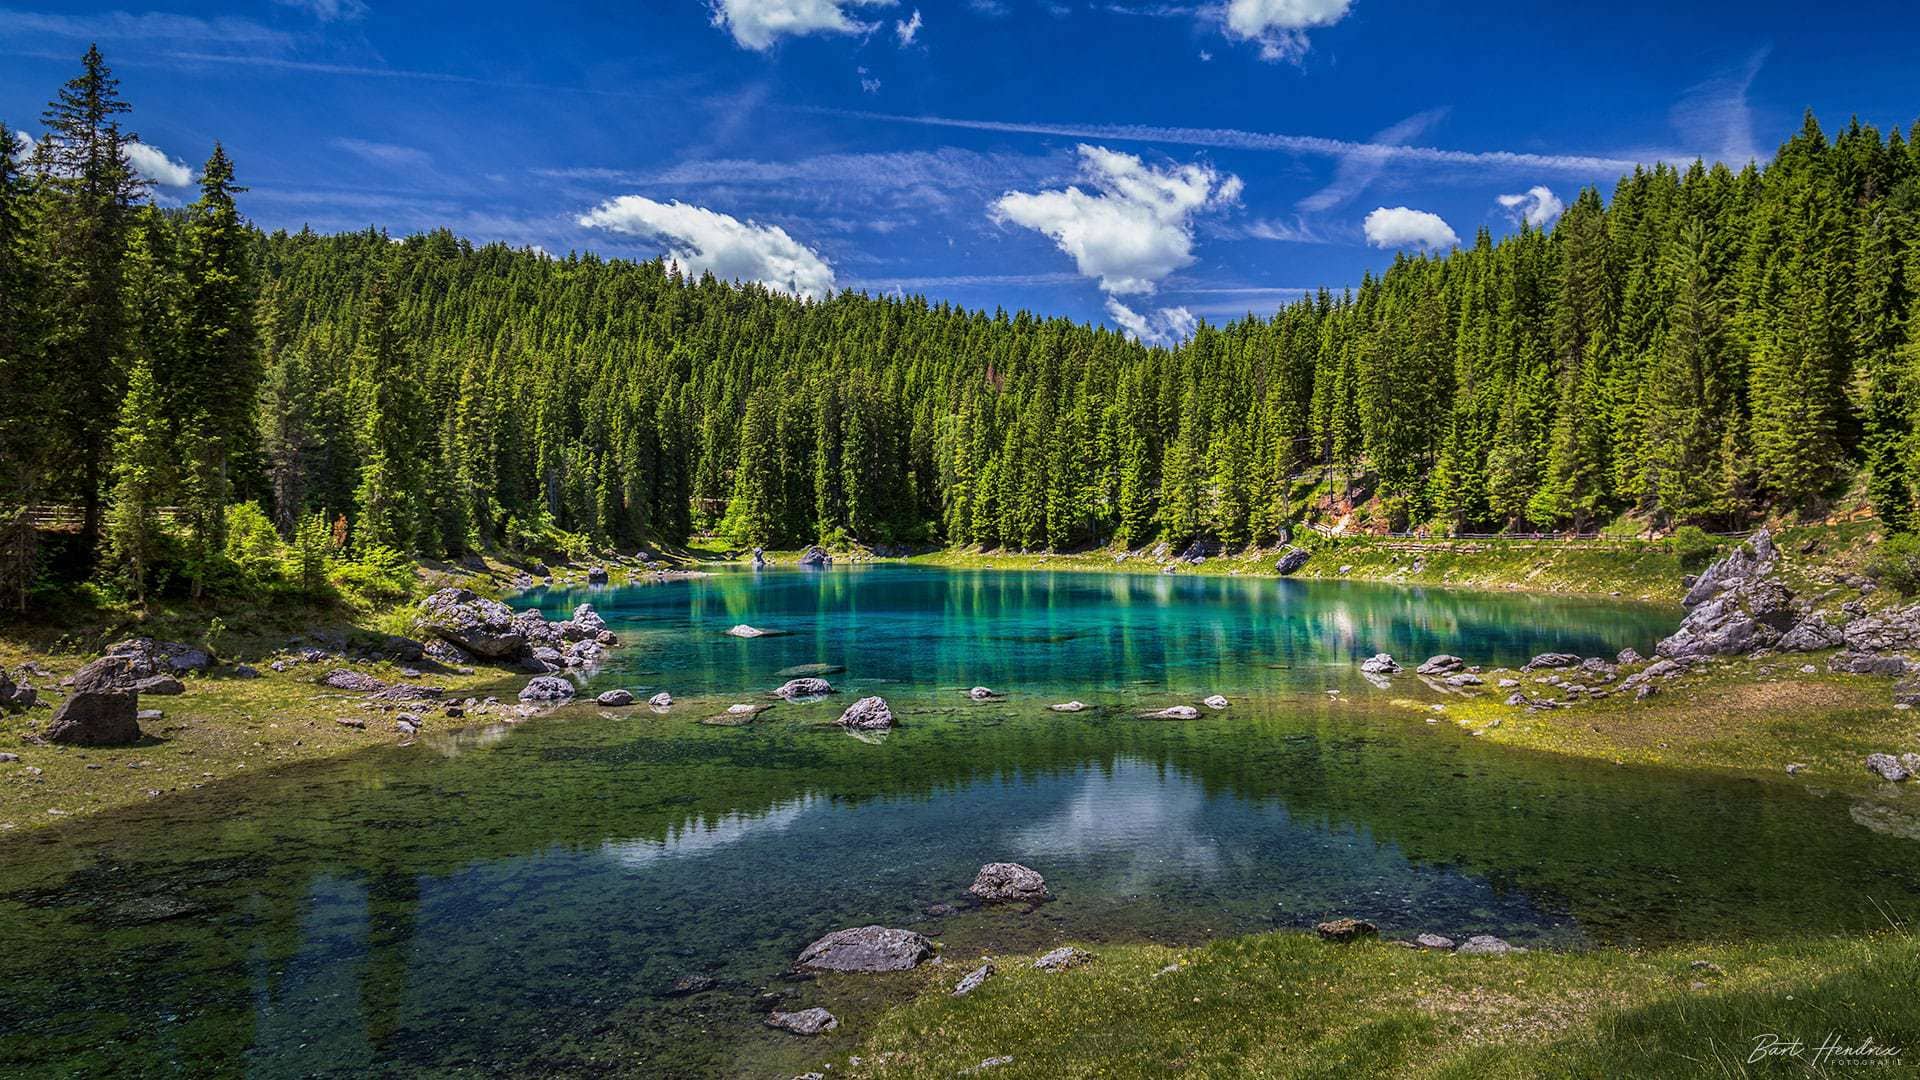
[{"left": 4, "top": 48, "right": 1920, "bottom": 611}]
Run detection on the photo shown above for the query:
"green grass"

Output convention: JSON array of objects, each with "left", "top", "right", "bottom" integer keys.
[{"left": 832, "top": 929, "right": 1920, "bottom": 1079}]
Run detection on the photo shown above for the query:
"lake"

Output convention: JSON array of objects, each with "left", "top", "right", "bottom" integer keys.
[{"left": 2, "top": 566, "right": 1914, "bottom": 1077}]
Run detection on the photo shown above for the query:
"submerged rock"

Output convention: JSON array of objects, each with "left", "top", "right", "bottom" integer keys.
[
  {"left": 1049, "top": 701, "right": 1088, "bottom": 712},
  {"left": 774, "top": 677, "right": 834, "bottom": 699},
  {"left": 766, "top": 1007, "right": 837, "bottom": 1036},
  {"left": 518, "top": 676, "right": 576, "bottom": 703},
  {"left": 953, "top": 962, "right": 995, "bottom": 996},
  {"left": 777, "top": 663, "right": 845, "bottom": 678},
  {"left": 1359, "top": 654, "right": 1400, "bottom": 675},
  {"left": 795, "top": 926, "right": 934, "bottom": 972},
  {"left": 838, "top": 696, "right": 895, "bottom": 730},
  {"left": 1416, "top": 655, "right": 1464, "bottom": 676},
  {"left": 1033, "top": 946, "right": 1094, "bottom": 972},
  {"left": 1143, "top": 705, "right": 1199, "bottom": 720},
  {"left": 1315, "top": 918, "right": 1378, "bottom": 943},
  {"left": 969, "top": 862, "right": 1050, "bottom": 903}
]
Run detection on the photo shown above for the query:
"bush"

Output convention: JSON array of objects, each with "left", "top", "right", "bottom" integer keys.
[
  {"left": 328, "top": 542, "right": 417, "bottom": 609},
  {"left": 1668, "top": 526, "right": 1725, "bottom": 571},
  {"left": 1868, "top": 533, "right": 1920, "bottom": 595},
  {"left": 223, "top": 502, "right": 284, "bottom": 585}
]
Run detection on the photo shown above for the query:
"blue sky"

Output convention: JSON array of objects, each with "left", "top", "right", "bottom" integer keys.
[{"left": 4, "top": 1, "right": 1919, "bottom": 341}]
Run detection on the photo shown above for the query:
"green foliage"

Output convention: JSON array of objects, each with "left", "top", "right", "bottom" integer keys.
[
  {"left": 326, "top": 542, "right": 416, "bottom": 610},
  {"left": 1666, "top": 526, "right": 1725, "bottom": 571},
  {"left": 1867, "top": 532, "right": 1920, "bottom": 595},
  {"left": 222, "top": 501, "right": 282, "bottom": 585}
]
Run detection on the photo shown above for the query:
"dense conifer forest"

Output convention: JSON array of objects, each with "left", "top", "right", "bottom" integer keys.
[{"left": 3, "top": 49, "right": 1920, "bottom": 610}]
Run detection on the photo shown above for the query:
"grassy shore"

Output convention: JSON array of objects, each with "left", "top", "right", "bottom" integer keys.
[{"left": 826, "top": 928, "right": 1918, "bottom": 1078}]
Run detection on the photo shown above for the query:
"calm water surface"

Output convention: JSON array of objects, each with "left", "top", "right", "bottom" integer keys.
[{"left": 2, "top": 566, "right": 1914, "bottom": 1077}]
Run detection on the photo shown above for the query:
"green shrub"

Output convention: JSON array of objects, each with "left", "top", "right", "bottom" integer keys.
[
  {"left": 223, "top": 501, "right": 284, "bottom": 585},
  {"left": 328, "top": 542, "right": 417, "bottom": 609},
  {"left": 1667, "top": 526, "right": 1724, "bottom": 571},
  {"left": 1867, "top": 533, "right": 1920, "bottom": 595}
]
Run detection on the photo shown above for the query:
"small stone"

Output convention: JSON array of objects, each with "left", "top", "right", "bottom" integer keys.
[
  {"left": 774, "top": 678, "right": 833, "bottom": 699},
  {"left": 796, "top": 926, "right": 934, "bottom": 972},
  {"left": 1866, "top": 753, "right": 1911, "bottom": 782},
  {"left": 665, "top": 974, "right": 716, "bottom": 996},
  {"left": 1359, "top": 653, "right": 1400, "bottom": 675},
  {"left": 1143, "top": 705, "right": 1198, "bottom": 720},
  {"left": 1456, "top": 935, "right": 1526, "bottom": 955},
  {"left": 1413, "top": 933, "right": 1455, "bottom": 950},
  {"left": 1033, "top": 946, "right": 1094, "bottom": 972},
  {"left": 838, "top": 696, "right": 895, "bottom": 730},
  {"left": 725, "top": 624, "right": 771, "bottom": 638},
  {"left": 765, "top": 1007, "right": 838, "bottom": 1036},
  {"left": 518, "top": 675, "right": 576, "bottom": 703},
  {"left": 0, "top": 753, "right": 17, "bottom": 762},
  {"left": 952, "top": 962, "right": 995, "bottom": 996},
  {"left": 1049, "top": 701, "right": 1087, "bottom": 712},
  {"left": 1315, "top": 918, "right": 1378, "bottom": 943},
  {"left": 648, "top": 691, "right": 673, "bottom": 708},
  {"left": 1203, "top": 694, "right": 1229, "bottom": 709},
  {"left": 335, "top": 717, "right": 366, "bottom": 730},
  {"left": 136, "top": 708, "right": 163, "bottom": 721},
  {"left": 1785, "top": 762, "right": 1806, "bottom": 775},
  {"left": 596, "top": 689, "right": 635, "bottom": 706},
  {"left": 967, "top": 686, "right": 997, "bottom": 700}
]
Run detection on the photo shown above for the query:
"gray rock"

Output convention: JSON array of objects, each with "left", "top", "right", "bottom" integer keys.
[
  {"left": 1830, "top": 652, "right": 1908, "bottom": 676},
  {"left": 1049, "top": 701, "right": 1088, "bottom": 712},
  {"left": 774, "top": 677, "right": 834, "bottom": 699},
  {"left": 796, "top": 926, "right": 934, "bottom": 972},
  {"left": 45, "top": 690, "right": 141, "bottom": 746},
  {"left": 1274, "top": 547, "right": 1311, "bottom": 576},
  {"left": 129, "top": 674, "right": 184, "bottom": 696},
  {"left": 953, "top": 962, "right": 995, "bottom": 996},
  {"left": 1143, "top": 705, "right": 1199, "bottom": 720},
  {"left": 518, "top": 675, "right": 576, "bottom": 703},
  {"left": 423, "top": 638, "right": 475, "bottom": 667},
  {"left": 586, "top": 565, "right": 609, "bottom": 584},
  {"left": 777, "top": 663, "right": 846, "bottom": 678},
  {"left": 1904, "top": 753, "right": 1920, "bottom": 776},
  {"left": 0, "top": 670, "right": 36, "bottom": 713},
  {"left": 969, "top": 862, "right": 1050, "bottom": 903},
  {"left": 569, "top": 603, "right": 607, "bottom": 638},
  {"left": 1524, "top": 652, "right": 1582, "bottom": 671},
  {"left": 320, "top": 669, "right": 387, "bottom": 693},
  {"left": 648, "top": 692, "right": 673, "bottom": 708},
  {"left": 1455, "top": 934, "right": 1525, "bottom": 955},
  {"left": 1683, "top": 529, "right": 1775, "bottom": 608},
  {"left": 230, "top": 663, "right": 261, "bottom": 679},
  {"left": 838, "top": 695, "right": 895, "bottom": 730},
  {"left": 1416, "top": 655, "right": 1464, "bottom": 676},
  {"left": 1866, "top": 753, "right": 1910, "bottom": 782},
  {"left": 1033, "top": 946, "right": 1094, "bottom": 972},
  {"left": 967, "top": 686, "right": 998, "bottom": 700},
  {"left": 596, "top": 689, "right": 635, "bottom": 706},
  {"left": 1785, "top": 762, "right": 1806, "bottom": 775},
  {"left": 798, "top": 546, "right": 832, "bottom": 567},
  {"left": 1841, "top": 604, "right": 1920, "bottom": 654},
  {"left": 1359, "top": 653, "right": 1400, "bottom": 675},
  {"left": 766, "top": 1007, "right": 837, "bottom": 1036},
  {"left": 1203, "top": 694, "right": 1230, "bottom": 709},
  {"left": 1445, "top": 673, "right": 1485, "bottom": 687},
  {"left": 1413, "top": 933, "right": 1456, "bottom": 950},
  {"left": 416, "top": 588, "right": 528, "bottom": 659},
  {"left": 1616, "top": 648, "right": 1645, "bottom": 665},
  {"left": 1779, "top": 614, "right": 1846, "bottom": 653},
  {"left": 726, "top": 624, "right": 771, "bottom": 638}
]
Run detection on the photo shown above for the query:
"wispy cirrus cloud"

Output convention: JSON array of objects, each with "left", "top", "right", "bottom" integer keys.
[
  {"left": 331, "top": 137, "right": 433, "bottom": 169},
  {"left": 0, "top": 7, "right": 292, "bottom": 48},
  {"left": 1297, "top": 108, "right": 1449, "bottom": 212},
  {"left": 831, "top": 109, "right": 1645, "bottom": 175},
  {"left": 273, "top": 0, "right": 368, "bottom": 21}
]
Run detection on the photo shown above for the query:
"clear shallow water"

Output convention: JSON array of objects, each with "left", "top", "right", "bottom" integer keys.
[{"left": 2, "top": 567, "right": 1915, "bottom": 1077}]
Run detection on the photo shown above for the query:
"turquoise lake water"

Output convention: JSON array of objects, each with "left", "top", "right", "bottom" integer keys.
[{"left": 1, "top": 566, "right": 1914, "bottom": 1077}]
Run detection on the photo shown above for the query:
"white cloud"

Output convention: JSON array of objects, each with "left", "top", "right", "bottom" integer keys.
[
  {"left": 895, "top": 7, "right": 921, "bottom": 44},
  {"left": 577, "top": 195, "right": 835, "bottom": 300},
  {"left": 1107, "top": 298, "right": 1197, "bottom": 346},
  {"left": 1220, "top": 0, "right": 1351, "bottom": 63},
  {"left": 0, "top": 8, "right": 291, "bottom": 48},
  {"left": 273, "top": 0, "right": 369, "bottom": 21},
  {"left": 1363, "top": 206, "right": 1459, "bottom": 250},
  {"left": 125, "top": 143, "right": 193, "bottom": 188},
  {"left": 993, "top": 144, "right": 1241, "bottom": 296},
  {"left": 1496, "top": 185, "right": 1565, "bottom": 228},
  {"left": 8, "top": 130, "right": 32, "bottom": 163},
  {"left": 709, "top": 0, "right": 896, "bottom": 50},
  {"left": 1298, "top": 109, "right": 1447, "bottom": 213}
]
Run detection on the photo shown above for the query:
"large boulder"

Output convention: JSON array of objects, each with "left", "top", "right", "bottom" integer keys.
[
  {"left": 129, "top": 674, "right": 184, "bottom": 696},
  {"left": 1841, "top": 604, "right": 1920, "bottom": 654},
  {"left": 969, "top": 862, "right": 1050, "bottom": 903},
  {"left": 838, "top": 696, "right": 895, "bottom": 730},
  {"left": 1656, "top": 578, "right": 1797, "bottom": 659},
  {"left": 1416, "top": 655, "right": 1464, "bottom": 676},
  {"left": 795, "top": 926, "right": 933, "bottom": 972},
  {"left": 566, "top": 603, "right": 608, "bottom": 640},
  {"left": 0, "top": 670, "right": 35, "bottom": 713},
  {"left": 774, "top": 677, "right": 834, "bottom": 699},
  {"left": 1866, "top": 753, "right": 1911, "bottom": 782},
  {"left": 1683, "top": 529, "right": 1776, "bottom": 608},
  {"left": 798, "top": 546, "right": 832, "bottom": 567},
  {"left": 511, "top": 608, "right": 565, "bottom": 648},
  {"left": 44, "top": 690, "right": 141, "bottom": 746},
  {"left": 1779, "top": 614, "right": 1847, "bottom": 653},
  {"left": 1359, "top": 654, "right": 1400, "bottom": 675},
  {"left": 766, "top": 1008, "right": 838, "bottom": 1036},
  {"left": 597, "top": 689, "right": 635, "bottom": 707},
  {"left": 1275, "top": 547, "right": 1311, "bottom": 576},
  {"left": 518, "top": 676, "right": 576, "bottom": 703},
  {"left": 416, "top": 588, "right": 528, "bottom": 659},
  {"left": 70, "top": 639, "right": 163, "bottom": 692}
]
